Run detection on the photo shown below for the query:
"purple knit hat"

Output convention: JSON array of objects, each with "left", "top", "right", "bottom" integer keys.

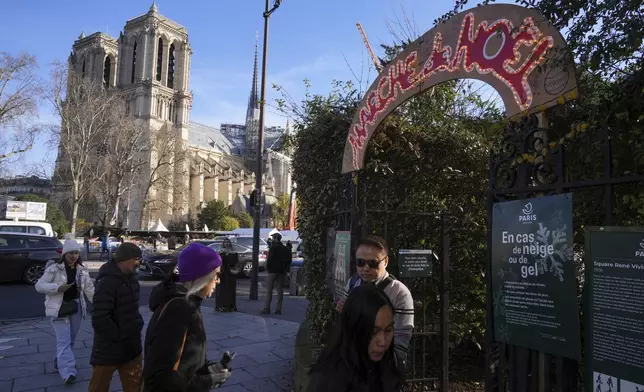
[{"left": 177, "top": 243, "right": 222, "bottom": 283}]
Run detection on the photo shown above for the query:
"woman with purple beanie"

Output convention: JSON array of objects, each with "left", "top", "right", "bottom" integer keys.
[{"left": 142, "top": 243, "right": 232, "bottom": 392}]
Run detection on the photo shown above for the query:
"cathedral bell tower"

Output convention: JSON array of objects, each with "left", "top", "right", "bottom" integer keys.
[{"left": 118, "top": 1, "right": 194, "bottom": 229}]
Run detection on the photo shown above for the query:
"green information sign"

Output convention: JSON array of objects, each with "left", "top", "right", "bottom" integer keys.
[
  {"left": 399, "top": 249, "right": 435, "bottom": 278},
  {"left": 491, "top": 193, "right": 581, "bottom": 360},
  {"left": 333, "top": 231, "right": 351, "bottom": 302},
  {"left": 585, "top": 227, "right": 644, "bottom": 392}
]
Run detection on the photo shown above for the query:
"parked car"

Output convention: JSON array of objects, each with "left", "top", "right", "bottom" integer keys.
[
  {"left": 137, "top": 244, "right": 185, "bottom": 279},
  {"left": 288, "top": 240, "right": 301, "bottom": 258},
  {"left": 0, "top": 221, "right": 55, "bottom": 237},
  {"left": 227, "top": 236, "right": 270, "bottom": 254},
  {"left": 0, "top": 232, "right": 63, "bottom": 284},
  {"left": 137, "top": 239, "right": 243, "bottom": 280},
  {"left": 208, "top": 242, "right": 266, "bottom": 277}
]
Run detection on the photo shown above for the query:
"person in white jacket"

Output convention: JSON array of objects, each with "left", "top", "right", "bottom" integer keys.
[{"left": 35, "top": 234, "right": 95, "bottom": 385}]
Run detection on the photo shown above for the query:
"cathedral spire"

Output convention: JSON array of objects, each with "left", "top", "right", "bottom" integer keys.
[
  {"left": 248, "top": 32, "right": 260, "bottom": 112},
  {"left": 150, "top": 1, "right": 158, "bottom": 13},
  {"left": 244, "top": 33, "right": 261, "bottom": 155}
]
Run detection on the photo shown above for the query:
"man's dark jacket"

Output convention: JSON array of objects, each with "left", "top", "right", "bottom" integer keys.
[
  {"left": 266, "top": 240, "right": 292, "bottom": 274},
  {"left": 90, "top": 261, "right": 143, "bottom": 365}
]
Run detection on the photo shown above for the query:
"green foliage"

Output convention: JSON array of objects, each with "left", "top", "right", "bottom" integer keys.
[
  {"left": 198, "top": 200, "right": 232, "bottom": 231},
  {"left": 167, "top": 219, "right": 187, "bottom": 232},
  {"left": 233, "top": 211, "right": 254, "bottom": 228},
  {"left": 18, "top": 194, "right": 69, "bottom": 237},
  {"left": 359, "top": 78, "right": 501, "bottom": 348},
  {"left": 74, "top": 218, "right": 91, "bottom": 237},
  {"left": 275, "top": 80, "right": 361, "bottom": 343},
  {"left": 220, "top": 216, "right": 240, "bottom": 231},
  {"left": 271, "top": 194, "right": 291, "bottom": 229}
]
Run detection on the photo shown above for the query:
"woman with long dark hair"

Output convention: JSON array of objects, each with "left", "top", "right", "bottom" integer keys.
[
  {"left": 307, "top": 284, "right": 404, "bottom": 392},
  {"left": 35, "top": 234, "right": 95, "bottom": 385}
]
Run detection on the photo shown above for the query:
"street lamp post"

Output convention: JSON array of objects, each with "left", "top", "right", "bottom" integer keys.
[{"left": 251, "top": 0, "right": 282, "bottom": 301}]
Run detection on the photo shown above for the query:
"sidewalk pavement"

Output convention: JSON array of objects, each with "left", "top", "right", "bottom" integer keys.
[{"left": 0, "top": 303, "right": 303, "bottom": 392}]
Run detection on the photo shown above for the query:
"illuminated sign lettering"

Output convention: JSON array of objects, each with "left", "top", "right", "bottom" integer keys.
[{"left": 346, "top": 8, "right": 567, "bottom": 172}]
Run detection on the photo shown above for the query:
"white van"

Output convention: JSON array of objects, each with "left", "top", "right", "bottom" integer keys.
[{"left": 0, "top": 220, "right": 55, "bottom": 237}]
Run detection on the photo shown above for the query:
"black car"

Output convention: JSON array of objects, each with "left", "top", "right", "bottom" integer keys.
[
  {"left": 137, "top": 240, "right": 229, "bottom": 279},
  {"left": 0, "top": 232, "right": 63, "bottom": 284},
  {"left": 137, "top": 246, "right": 182, "bottom": 279},
  {"left": 208, "top": 242, "right": 266, "bottom": 277}
]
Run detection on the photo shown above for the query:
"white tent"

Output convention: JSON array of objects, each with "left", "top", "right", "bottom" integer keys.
[{"left": 149, "top": 218, "right": 169, "bottom": 232}]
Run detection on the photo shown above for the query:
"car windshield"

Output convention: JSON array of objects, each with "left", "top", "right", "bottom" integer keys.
[
  {"left": 209, "top": 243, "right": 249, "bottom": 253},
  {"left": 234, "top": 237, "right": 267, "bottom": 247}
]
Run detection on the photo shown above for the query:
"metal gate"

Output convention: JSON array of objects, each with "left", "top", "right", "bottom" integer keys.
[
  {"left": 324, "top": 172, "right": 452, "bottom": 392},
  {"left": 486, "top": 114, "right": 644, "bottom": 391}
]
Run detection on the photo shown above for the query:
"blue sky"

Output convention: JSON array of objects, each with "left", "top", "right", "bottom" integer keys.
[{"left": 0, "top": 0, "right": 457, "bottom": 175}]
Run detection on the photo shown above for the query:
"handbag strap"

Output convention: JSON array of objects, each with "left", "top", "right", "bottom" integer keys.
[{"left": 157, "top": 297, "right": 189, "bottom": 371}]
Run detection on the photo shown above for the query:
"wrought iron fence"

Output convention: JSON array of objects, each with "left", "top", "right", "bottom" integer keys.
[{"left": 486, "top": 114, "right": 644, "bottom": 392}]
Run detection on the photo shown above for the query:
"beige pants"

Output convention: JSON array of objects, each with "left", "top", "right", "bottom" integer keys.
[
  {"left": 263, "top": 273, "right": 285, "bottom": 312},
  {"left": 88, "top": 355, "right": 142, "bottom": 392}
]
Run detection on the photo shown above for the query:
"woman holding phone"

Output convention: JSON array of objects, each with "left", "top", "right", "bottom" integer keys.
[
  {"left": 36, "top": 233, "right": 95, "bottom": 385},
  {"left": 143, "top": 243, "right": 232, "bottom": 392}
]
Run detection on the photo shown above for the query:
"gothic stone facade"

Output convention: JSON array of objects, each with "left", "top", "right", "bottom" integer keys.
[{"left": 53, "top": 3, "right": 292, "bottom": 230}]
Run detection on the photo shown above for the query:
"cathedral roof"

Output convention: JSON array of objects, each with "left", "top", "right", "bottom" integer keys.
[{"left": 188, "top": 122, "right": 239, "bottom": 155}]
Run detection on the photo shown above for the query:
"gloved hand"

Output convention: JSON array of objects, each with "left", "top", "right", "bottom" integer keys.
[{"left": 208, "top": 362, "right": 232, "bottom": 388}]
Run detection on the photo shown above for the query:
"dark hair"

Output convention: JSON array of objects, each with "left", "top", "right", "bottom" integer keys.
[
  {"left": 272, "top": 233, "right": 282, "bottom": 241},
  {"left": 58, "top": 253, "right": 84, "bottom": 267},
  {"left": 311, "top": 284, "right": 400, "bottom": 383},
  {"left": 358, "top": 235, "right": 389, "bottom": 254}
]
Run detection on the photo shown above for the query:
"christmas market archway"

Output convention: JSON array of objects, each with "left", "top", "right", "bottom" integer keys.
[{"left": 341, "top": 3, "right": 578, "bottom": 174}]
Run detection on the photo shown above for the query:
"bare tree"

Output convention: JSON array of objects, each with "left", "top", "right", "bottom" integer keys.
[
  {"left": 0, "top": 53, "right": 42, "bottom": 172},
  {"left": 138, "top": 123, "right": 188, "bottom": 228},
  {"left": 93, "top": 101, "right": 149, "bottom": 227},
  {"left": 47, "top": 61, "right": 130, "bottom": 234}
]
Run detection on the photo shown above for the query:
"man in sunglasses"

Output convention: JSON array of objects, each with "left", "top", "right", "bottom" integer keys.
[{"left": 337, "top": 235, "right": 414, "bottom": 372}]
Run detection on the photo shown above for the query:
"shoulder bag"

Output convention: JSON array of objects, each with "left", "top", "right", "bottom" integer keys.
[
  {"left": 57, "top": 301, "right": 79, "bottom": 317},
  {"left": 141, "top": 297, "right": 188, "bottom": 392}
]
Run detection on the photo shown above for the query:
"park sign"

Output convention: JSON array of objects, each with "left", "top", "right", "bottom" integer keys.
[
  {"left": 585, "top": 227, "right": 644, "bottom": 392},
  {"left": 333, "top": 231, "right": 351, "bottom": 302},
  {"left": 0, "top": 200, "right": 47, "bottom": 221},
  {"left": 398, "top": 249, "right": 436, "bottom": 278},
  {"left": 341, "top": 4, "right": 578, "bottom": 173},
  {"left": 491, "top": 193, "right": 581, "bottom": 360}
]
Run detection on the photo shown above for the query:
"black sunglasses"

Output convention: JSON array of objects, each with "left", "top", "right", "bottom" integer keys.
[{"left": 356, "top": 256, "right": 387, "bottom": 269}]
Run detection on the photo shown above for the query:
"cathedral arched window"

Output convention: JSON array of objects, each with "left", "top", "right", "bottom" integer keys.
[
  {"left": 103, "top": 56, "right": 111, "bottom": 88},
  {"left": 81, "top": 59, "right": 86, "bottom": 78},
  {"left": 131, "top": 41, "right": 138, "bottom": 84},
  {"left": 167, "top": 43, "right": 175, "bottom": 89},
  {"left": 156, "top": 38, "right": 163, "bottom": 82}
]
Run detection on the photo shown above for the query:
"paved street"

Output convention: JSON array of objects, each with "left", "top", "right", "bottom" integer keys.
[
  {"left": 0, "top": 261, "right": 308, "bottom": 391},
  {"left": 0, "top": 264, "right": 300, "bottom": 321},
  {"left": 0, "top": 304, "right": 300, "bottom": 391}
]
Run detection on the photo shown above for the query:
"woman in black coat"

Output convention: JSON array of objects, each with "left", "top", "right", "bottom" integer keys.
[
  {"left": 142, "top": 243, "right": 231, "bottom": 392},
  {"left": 307, "top": 284, "right": 404, "bottom": 392}
]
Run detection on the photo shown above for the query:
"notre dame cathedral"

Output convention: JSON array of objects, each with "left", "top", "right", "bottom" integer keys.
[{"left": 52, "top": 2, "right": 292, "bottom": 230}]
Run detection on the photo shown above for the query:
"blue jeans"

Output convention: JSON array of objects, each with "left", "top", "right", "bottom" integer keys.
[{"left": 51, "top": 301, "right": 82, "bottom": 379}]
